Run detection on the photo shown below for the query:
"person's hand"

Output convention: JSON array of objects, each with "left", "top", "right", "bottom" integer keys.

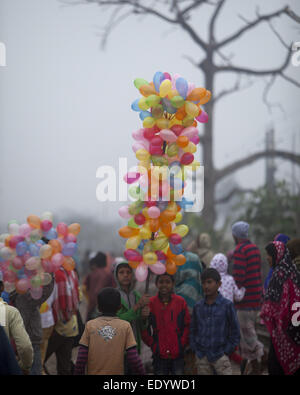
[
  {"left": 141, "top": 306, "right": 150, "bottom": 319},
  {"left": 139, "top": 294, "right": 150, "bottom": 308}
]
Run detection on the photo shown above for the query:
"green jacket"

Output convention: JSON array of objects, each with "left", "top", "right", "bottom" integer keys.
[{"left": 117, "top": 289, "right": 147, "bottom": 354}]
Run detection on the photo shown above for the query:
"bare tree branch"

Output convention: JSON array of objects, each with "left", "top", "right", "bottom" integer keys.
[
  {"left": 212, "top": 75, "right": 254, "bottom": 104},
  {"left": 209, "top": 0, "right": 225, "bottom": 44},
  {"left": 181, "top": 0, "right": 208, "bottom": 17},
  {"left": 215, "top": 187, "right": 255, "bottom": 204},
  {"left": 216, "top": 5, "right": 298, "bottom": 49},
  {"left": 215, "top": 150, "right": 300, "bottom": 182}
]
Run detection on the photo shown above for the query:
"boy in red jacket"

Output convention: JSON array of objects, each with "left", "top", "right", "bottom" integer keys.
[{"left": 141, "top": 273, "right": 190, "bottom": 375}]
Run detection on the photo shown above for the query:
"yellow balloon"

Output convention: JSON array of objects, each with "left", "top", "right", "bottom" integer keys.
[
  {"left": 140, "top": 226, "right": 152, "bottom": 239},
  {"left": 137, "top": 161, "right": 150, "bottom": 174},
  {"left": 39, "top": 244, "right": 53, "bottom": 259},
  {"left": 143, "top": 252, "right": 158, "bottom": 265},
  {"left": 142, "top": 207, "right": 149, "bottom": 219},
  {"left": 138, "top": 97, "right": 150, "bottom": 110},
  {"left": 136, "top": 149, "right": 150, "bottom": 162},
  {"left": 125, "top": 236, "right": 141, "bottom": 250},
  {"left": 143, "top": 117, "right": 156, "bottom": 128},
  {"left": 182, "top": 142, "right": 197, "bottom": 154},
  {"left": 174, "top": 224, "right": 189, "bottom": 237},
  {"left": 159, "top": 79, "right": 172, "bottom": 97},
  {"left": 185, "top": 101, "right": 199, "bottom": 117},
  {"left": 169, "top": 118, "right": 182, "bottom": 127},
  {"left": 168, "top": 89, "right": 179, "bottom": 99},
  {"left": 174, "top": 212, "right": 182, "bottom": 223},
  {"left": 151, "top": 236, "right": 169, "bottom": 251},
  {"left": 156, "top": 118, "right": 169, "bottom": 130}
]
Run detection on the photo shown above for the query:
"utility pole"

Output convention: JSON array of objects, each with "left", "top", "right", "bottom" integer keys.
[{"left": 265, "top": 126, "right": 276, "bottom": 193}]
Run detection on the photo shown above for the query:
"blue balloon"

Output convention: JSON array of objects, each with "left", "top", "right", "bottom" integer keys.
[
  {"left": 177, "top": 197, "right": 194, "bottom": 211},
  {"left": 139, "top": 110, "right": 152, "bottom": 121},
  {"left": 170, "top": 243, "right": 184, "bottom": 255},
  {"left": 62, "top": 242, "right": 77, "bottom": 257},
  {"left": 45, "top": 228, "right": 58, "bottom": 240},
  {"left": 16, "top": 241, "right": 28, "bottom": 256},
  {"left": 29, "top": 243, "right": 40, "bottom": 257},
  {"left": 176, "top": 77, "right": 188, "bottom": 99},
  {"left": 153, "top": 71, "right": 164, "bottom": 92},
  {"left": 131, "top": 98, "right": 141, "bottom": 112}
]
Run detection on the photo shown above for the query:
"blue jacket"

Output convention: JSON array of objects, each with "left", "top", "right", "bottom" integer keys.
[{"left": 190, "top": 293, "right": 240, "bottom": 362}]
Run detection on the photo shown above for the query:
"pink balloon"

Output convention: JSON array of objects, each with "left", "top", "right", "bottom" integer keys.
[
  {"left": 41, "top": 220, "right": 52, "bottom": 232},
  {"left": 163, "top": 72, "right": 172, "bottom": 80},
  {"left": 180, "top": 126, "right": 198, "bottom": 139},
  {"left": 169, "top": 234, "right": 182, "bottom": 245},
  {"left": 134, "top": 214, "right": 146, "bottom": 225},
  {"left": 135, "top": 262, "right": 148, "bottom": 282},
  {"left": 132, "top": 141, "right": 149, "bottom": 153},
  {"left": 64, "top": 234, "right": 77, "bottom": 243},
  {"left": 171, "top": 125, "right": 185, "bottom": 136},
  {"left": 196, "top": 110, "right": 209, "bottom": 123},
  {"left": 187, "top": 82, "right": 196, "bottom": 96},
  {"left": 42, "top": 259, "right": 55, "bottom": 273},
  {"left": 149, "top": 144, "right": 163, "bottom": 155},
  {"left": 143, "top": 128, "right": 157, "bottom": 140},
  {"left": 12, "top": 257, "right": 24, "bottom": 270},
  {"left": 51, "top": 253, "right": 64, "bottom": 270},
  {"left": 118, "top": 205, "right": 132, "bottom": 219},
  {"left": 19, "top": 224, "right": 32, "bottom": 238},
  {"left": 180, "top": 153, "right": 194, "bottom": 165},
  {"left": 155, "top": 251, "right": 167, "bottom": 261},
  {"left": 3, "top": 269, "right": 17, "bottom": 283},
  {"left": 124, "top": 249, "right": 143, "bottom": 262},
  {"left": 159, "top": 129, "right": 177, "bottom": 143},
  {"left": 124, "top": 172, "right": 141, "bottom": 184},
  {"left": 16, "top": 278, "right": 30, "bottom": 293},
  {"left": 132, "top": 128, "right": 145, "bottom": 141},
  {"left": 9, "top": 235, "right": 25, "bottom": 249},
  {"left": 57, "top": 223, "right": 68, "bottom": 237},
  {"left": 148, "top": 206, "right": 161, "bottom": 219},
  {"left": 190, "top": 135, "right": 200, "bottom": 145},
  {"left": 149, "top": 262, "right": 166, "bottom": 275}
]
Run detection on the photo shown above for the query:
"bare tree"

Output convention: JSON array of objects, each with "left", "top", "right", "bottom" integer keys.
[{"left": 66, "top": 0, "right": 300, "bottom": 227}]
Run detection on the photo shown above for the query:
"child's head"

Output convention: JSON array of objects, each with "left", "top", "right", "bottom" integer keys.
[
  {"left": 201, "top": 268, "right": 221, "bottom": 298},
  {"left": 210, "top": 253, "right": 228, "bottom": 275},
  {"left": 155, "top": 273, "right": 174, "bottom": 297},
  {"left": 97, "top": 287, "right": 121, "bottom": 315},
  {"left": 115, "top": 261, "right": 133, "bottom": 290}
]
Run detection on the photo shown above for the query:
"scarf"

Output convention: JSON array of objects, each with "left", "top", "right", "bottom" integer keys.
[
  {"left": 261, "top": 241, "right": 300, "bottom": 375},
  {"left": 52, "top": 267, "right": 79, "bottom": 323}
]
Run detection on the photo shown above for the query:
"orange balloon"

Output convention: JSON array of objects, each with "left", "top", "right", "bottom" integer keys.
[
  {"left": 128, "top": 261, "right": 139, "bottom": 269},
  {"left": 198, "top": 90, "right": 211, "bottom": 105},
  {"left": 160, "top": 222, "right": 172, "bottom": 237},
  {"left": 186, "top": 87, "right": 207, "bottom": 101},
  {"left": 5, "top": 235, "right": 13, "bottom": 247},
  {"left": 173, "top": 254, "right": 186, "bottom": 266},
  {"left": 176, "top": 204, "right": 181, "bottom": 212},
  {"left": 68, "top": 223, "right": 81, "bottom": 236},
  {"left": 166, "top": 260, "right": 177, "bottom": 275},
  {"left": 175, "top": 106, "right": 187, "bottom": 121},
  {"left": 149, "top": 218, "right": 160, "bottom": 233},
  {"left": 192, "top": 120, "right": 197, "bottom": 127},
  {"left": 166, "top": 247, "right": 175, "bottom": 259},
  {"left": 62, "top": 257, "right": 75, "bottom": 271},
  {"left": 27, "top": 215, "right": 41, "bottom": 229},
  {"left": 118, "top": 226, "right": 140, "bottom": 238},
  {"left": 49, "top": 239, "right": 62, "bottom": 255},
  {"left": 160, "top": 210, "right": 176, "bottom": 223},
  {"left": 139, "top": 84, "right": 157, "bottom": 97},
  {"left": 177, "top": 136, "right": 189, "bottom": 148}
]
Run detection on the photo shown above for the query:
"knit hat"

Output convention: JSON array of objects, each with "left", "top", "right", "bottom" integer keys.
[
  {"left": 232, "top": 221, "right": 249, "bottom": 239},
  {"left": 210, "top": 253, "right": 228, "bottom": 275},
  {"left": 274, "top": 233, "right": 290, "bottom": 245}
]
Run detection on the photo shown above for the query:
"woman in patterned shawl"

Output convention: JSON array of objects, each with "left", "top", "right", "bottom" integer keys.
[{"left": 261, "top": 241, "right": 300, "bottom": 375}]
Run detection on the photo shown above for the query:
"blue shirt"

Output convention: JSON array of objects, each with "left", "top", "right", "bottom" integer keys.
[{"left": 190, "top": 293, "right": 240, "bottom": 362}]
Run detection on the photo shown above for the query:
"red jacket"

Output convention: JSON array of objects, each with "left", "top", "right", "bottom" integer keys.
[{"left": 141, "top": 294, "right": 190, "bottom": 359}]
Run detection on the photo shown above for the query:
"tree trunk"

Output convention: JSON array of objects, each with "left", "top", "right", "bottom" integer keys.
[{"left": 201, "top": 60, "right": 216, "bottom": 228}]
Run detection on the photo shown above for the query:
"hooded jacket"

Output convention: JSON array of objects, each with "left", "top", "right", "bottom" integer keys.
[
  {"left": 210, "top": 253, "right": 245, "bottom": 303},
  {"left": 113, "top": 259, "right": 145, "bottom": 354}
]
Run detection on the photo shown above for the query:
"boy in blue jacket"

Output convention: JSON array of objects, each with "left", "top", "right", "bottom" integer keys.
[{"left": 190, "top": 268, "right": 240, "bottom": 375}]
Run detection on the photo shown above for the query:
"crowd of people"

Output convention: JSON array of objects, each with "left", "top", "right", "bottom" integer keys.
[{"left": 1, "top": 221, "right": 300, "bottom": 375}]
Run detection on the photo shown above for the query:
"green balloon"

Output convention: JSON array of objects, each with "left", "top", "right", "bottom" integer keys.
[
  {"left": 182, "top": 115, "right": 194, "bottom": 127},
  {"left": 129, "top": 185, "right": 141, "bottom": 200},
  {"left": 128, "top": 200, "right": 144, "bottom": 215},
  {"left": 151, "top": 156, "right": 169, "bottom": 167},
  {"left": 128, "top": 218, "right": 139, "bottom": 229},
  {"left": 152, "top": 236, "right": 169, "bottom": 251},
  {"left": 170, "top": 96, "right": 185, "bottom": 109},
  {"left": 146, "top": 95, "right": 161, "bottom": 108},
  {"left": 152, "top": 104, "right": 164, "bottom": 119},
  {"left": 166, "top": 143, "right": 179, "bottom": 157},
  {"left": 134, "top": 78, "right": 149, "bottom": 89}
]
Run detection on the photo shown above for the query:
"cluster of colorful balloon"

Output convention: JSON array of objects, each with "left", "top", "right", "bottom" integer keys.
[
  {"left": 118, "top": 72, "right": 211, "bottom": 282},
  {"left": 0, "top": 212, "right": 80, "bottom": 298}
]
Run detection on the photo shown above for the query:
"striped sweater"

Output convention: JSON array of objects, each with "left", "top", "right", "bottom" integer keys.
[{"left": 232, "top": 240, "right": 263, "bottom": 310}]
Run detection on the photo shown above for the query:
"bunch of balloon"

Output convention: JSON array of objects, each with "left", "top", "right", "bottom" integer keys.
[
  {"left": 0, "top": 212, "right": 81, "bottom": 299},
  {"left": 118, "top": 71, "right": 211, "bottom": 292}
]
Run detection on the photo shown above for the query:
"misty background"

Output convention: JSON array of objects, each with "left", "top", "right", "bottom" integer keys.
[{"left": 0, "top": 0, "right": 300, "bottom": 266}]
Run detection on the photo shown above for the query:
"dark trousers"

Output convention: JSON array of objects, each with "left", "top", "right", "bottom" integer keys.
[
  {"left": 268, "top": 341, "right": 300, "bottom": 376},
  {"left": 153, "top": 356, "right": 184, "bottom": 375},
  {"left": 45, "top": 329, "right": 74, "bottom": 375}
]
